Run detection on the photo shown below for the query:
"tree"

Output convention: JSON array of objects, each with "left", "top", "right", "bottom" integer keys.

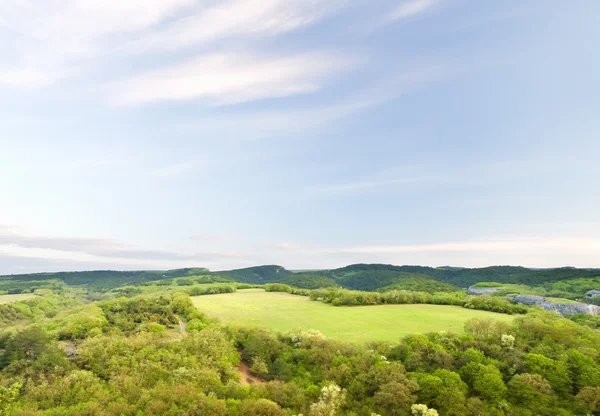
[
  {"left": 309, "top": 384, "right": 346, "bottom": 416},
  {"left": 239, "top": 398, "right": 285, "bottom": 416},
  {"left": 576, "top": 386, "right": 600, "bottom": 414},
  {"left": 375, "top": 381, "right": 418, "bottom": 416},
  {"left": 524, "top": 353, "right": 572, "bottom": 395},
  {"left": 0, "top": 382, "right": 20, "bottom": 416},
  {"left": 459, "top": 363, "right": 506, "bottom": 403},
  {"left": 507, "top": 373, "right": 556, "bottom": 414},
  {"left": 410, "top": 370, "right": 468, "bottom": 416},
  {"left": 411, "top": 404, "right": 439, "bottom": 416},
  {"left": 1, "top": 326, "right": 51, "bottom": 365}
]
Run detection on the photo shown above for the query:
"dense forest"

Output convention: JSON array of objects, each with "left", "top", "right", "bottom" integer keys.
[{"left": 1, "top": 287, "right": 600, "bottom": 415}]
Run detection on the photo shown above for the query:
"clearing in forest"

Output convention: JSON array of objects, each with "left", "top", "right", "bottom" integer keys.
[
  {"left": 192, "top": 289, "right": 515, "bottom": 342},
  {"left": 0, "top": 294, "right": 35, "bottom": 304}
]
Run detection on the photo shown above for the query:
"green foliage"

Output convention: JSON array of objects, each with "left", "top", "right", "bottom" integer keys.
[
  {"left": 0, "top": 267, "right": 211, "bottom": 291},
  {"left": 110, "top": 286, "right": 143, "bottom": 297},
  {"left": 265, "top": 283, "right": 311, "bottom": 296},
  {"left": 278, "top": 274, "right": 339, "bottom": 289},
  {"left": 189, "top": 284, "right": 236, "bottom": 296},
  {"left": 0, "top": 382, "right": 21, "bottom": 416},
  {"left": 471, "top": 282, "right": 505, "bottom": 288},
  {"left": 2, "top": 282, "right": 600, "bottom": 416},
  {"left": 379, "top": 277, "right": 459, "bottom": 294},
  {"left": 296, "top": 263, "right": 600, "bottom": 289},
  {"left": 213, "top": 265, "right": 293, "bottom": 284},
  {"left": 0, "top": 294, "right": 78, "bottom": 328},
  {"left": 99, "top": 295, "right": 179, "bottom": 332}
]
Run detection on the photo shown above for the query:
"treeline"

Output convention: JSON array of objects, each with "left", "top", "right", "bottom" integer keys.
[
  {"left": 188, "top": 284, "right": 237, "bottom": 296},
  {"left": 144, "top": 274, "right": 234, "bottom": 287},
  {"left": 2, "top": 290, "right": 599, "bottom": 415},
  {"left": 265, "top": 285, "right": 529, "bottom": 315}
]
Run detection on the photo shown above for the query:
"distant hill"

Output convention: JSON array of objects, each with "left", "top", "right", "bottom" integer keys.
[
  {"left": 213, "top": 265, "right": 292, "bottom": 284},
  {"left": 210, "top": 264, "right": 599, "bottom": 291},
  {"left": 212, "top": 266, "right": 337, "bottom": 289},
  {"left": 0, "top": 268, "right": 211, "bottom": 291},
  {"left": 2, "top": 263, "right": 598, "bottom": 292},
  {"left": 303, "top": 264, "right": 599, "bottom": 288}
]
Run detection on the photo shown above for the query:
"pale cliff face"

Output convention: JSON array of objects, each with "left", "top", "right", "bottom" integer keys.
[{"left": 512, "top": 295, "right": 600, "bottom": 316}]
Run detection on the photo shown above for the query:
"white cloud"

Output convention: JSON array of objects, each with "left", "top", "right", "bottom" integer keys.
[
  {"left": 0, "top": 0, "right": 195, "bottom": 85},
  {"left": 0, "top": 229, "right": 245, "bottom": 272},
  {"left": 0, "top": 0, "right": 195, "bottom": 43},
  {"left": 0, "top": 0, "right": 347, "bottom": 92},
  {"left": 128, "top": 0, "right": 346, "bottom": 53},
  {"left": 177, "top": 62, "right": 451, "bottom": 139},
  {"left": 111, "top": 51, "right": 355, "bottom": 106},
  {"left": 388, "top": 0, "right": 439, "bottom": 21}
]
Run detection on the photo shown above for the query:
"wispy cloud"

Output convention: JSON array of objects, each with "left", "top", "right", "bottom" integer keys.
[
  {"left": 128, "top": 0, "right": 347, "bottom": 53},
  {"left": 0, "top": 229, "right": 244, "bottom": 272},
  {"left": 325, "top": 237, "right": 600, "bottom": 255},
  {"left": 0, "top": 231, "right": 193, "bottom": 261},
  {"left": 0, "top": 0, "right": 349, "bottom": 94},
  {"left": 178, "top": 62, "right": 452, "bottom": 139},
  {"left": 0, "top": 0, "right": 195, "bottom": 85},
  {"left": 111, "top": 51, "right": 356, "bottom": 106},
  {"left": 387, "top": 0, "right": 440, "bottom": 22},
  {"left": 262, "top": 237, "right": 600, "bottom": 269}
]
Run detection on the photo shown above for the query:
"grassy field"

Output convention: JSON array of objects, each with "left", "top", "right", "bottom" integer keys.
[
  {"left": 192, "top": 289, "right": 515, "bottom": 342},
  {"left": 0, "top": 294, "right": 35, "bottom": 304}
]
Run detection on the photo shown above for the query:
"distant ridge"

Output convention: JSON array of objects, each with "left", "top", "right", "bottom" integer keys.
[{"left": 1, "top": 263, "right": 598, "bottom": 291}]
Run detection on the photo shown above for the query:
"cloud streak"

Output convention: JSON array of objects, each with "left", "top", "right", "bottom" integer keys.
[
  {"left": 0, "top": 230, "right": 240, "bottom": 264},
  {"left": 387, "top": 0, "right": 440, "bottom": 22},
  {"left": 128, "top": 0, "right": 347, "bottom": 53},
  {"left": 0, "top": 0, "right": 349, "bottom": 96},
  {"left": 325, "top": 237, "right": 600, "bottom": 255},
  {"left": 111, "top": 51, "right": 355, "bottom": 106},
  {"left": 177, "top": 62, "right": 453, "bottom": 140}
]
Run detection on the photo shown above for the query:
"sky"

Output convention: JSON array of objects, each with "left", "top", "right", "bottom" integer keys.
[{"left": 1, "top": 0, "right": 600, "bottom": 274}]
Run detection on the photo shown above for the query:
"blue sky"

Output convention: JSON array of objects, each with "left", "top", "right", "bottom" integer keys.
[{"left": 1, "top": 0, "right": 599, "bottom": 274}]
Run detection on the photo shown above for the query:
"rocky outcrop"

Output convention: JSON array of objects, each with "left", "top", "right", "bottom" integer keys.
[
  {"left": 468, "top": 286, "right": 502, "bottom": 295},
  {"left": 511, "top": 295, "right": 600, "bottom": 316}
]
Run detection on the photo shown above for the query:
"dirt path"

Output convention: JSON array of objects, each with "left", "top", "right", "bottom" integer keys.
[
  {"left": 179, "top": 319, "right": 186, "bottom": 334},
  {"left": 238, "top": 361, "right": 264, "bottom": 385}
]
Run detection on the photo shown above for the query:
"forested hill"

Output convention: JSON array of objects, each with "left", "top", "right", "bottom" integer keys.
[
  {"left": 305, "top": 264, "right": 599, "bottom": 288},
  {"left": 213, "top": 265, "right": 293, "bottom": 283},
  {"left": 0, "top": 268, "right": 213, "bottom": 291},
  {"left": 1, "top": 263, "right": 598, "bottom": 292},
  {"left": 210, "top": 264, "right": 600, "bottom": 290}
]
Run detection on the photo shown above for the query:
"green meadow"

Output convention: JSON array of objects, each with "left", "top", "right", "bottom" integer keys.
[
  {"left": 192, "top": 289, "right": 515, "bottom": 342},
  {"left": 0, "top": 294, "right": 35, "bottom": 304}
]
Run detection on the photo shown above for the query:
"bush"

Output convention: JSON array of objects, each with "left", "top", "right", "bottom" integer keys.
[{"left": 189, "top": 285, "right": 236, "bottom": 296}]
